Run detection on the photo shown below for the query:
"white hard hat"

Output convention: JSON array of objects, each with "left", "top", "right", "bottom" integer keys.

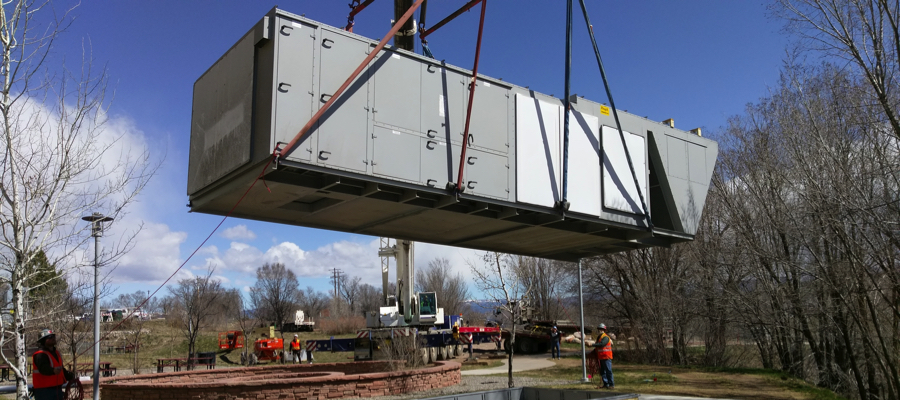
[{"left": 294, "top": 334, "right": 299, "bottom": 337}]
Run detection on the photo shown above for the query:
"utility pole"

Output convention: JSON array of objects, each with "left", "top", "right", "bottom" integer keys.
[{"left": 331, "top": 268, "right": 342, "bottom": 300}]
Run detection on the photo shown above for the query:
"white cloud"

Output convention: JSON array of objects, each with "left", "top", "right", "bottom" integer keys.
[
  {"left": 111, "top": 221, "right": 188, "bottom": 283},
  {"left": 221, "top": 225, "right": 256, "bottom": 241},
  {"left": 412, "top": 242, "right": 484, "bottom": 280}
]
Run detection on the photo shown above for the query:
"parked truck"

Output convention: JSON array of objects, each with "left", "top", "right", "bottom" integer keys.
[
  {"left": 499, "top": 319, "right": 590, "bottom": 354},
  {"left": 306, "top": 239, "right": 500, "bottom": 364},
  {"left": 282, "top": 310, "right": 315, "bottom": 332}
]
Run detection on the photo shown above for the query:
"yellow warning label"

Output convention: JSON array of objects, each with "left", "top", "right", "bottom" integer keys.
[{"left": 600, "top": 105, "right": 610, "bottom": 116}]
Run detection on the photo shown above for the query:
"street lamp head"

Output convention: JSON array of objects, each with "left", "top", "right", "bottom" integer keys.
[{"left": 82, "top": 212, "right": 114, "bottom": 237}]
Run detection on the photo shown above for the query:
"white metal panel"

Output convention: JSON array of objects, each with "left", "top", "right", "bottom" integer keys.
[
  {"left": 602, "top": 126, "right": 647, "bottom": 214},
  {"left": 515, "top": 94, "right": 561, "bottom": 208},
  {"left": 567, "top": 110, "right": 601, "bottom": 216}
]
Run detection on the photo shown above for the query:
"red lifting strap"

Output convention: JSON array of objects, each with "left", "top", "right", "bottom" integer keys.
[
  {"left": 345, "top": 0, "right": 376, "bottom": 32},
  {"left": 455, "top": 0, "right": 487, "bottom": 192},
  {"left": 420, "top": 0, "right": 483, "bottom": 40},
  {"left": 277, "top": 0, "right": 425, "bottom": 160}
]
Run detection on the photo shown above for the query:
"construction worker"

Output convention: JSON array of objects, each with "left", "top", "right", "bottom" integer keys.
[
  {"left": 549, "top": 326, "right": 561, "bottom": 359},
  {"left": 32, "top": 329, "right": 76, "bottom": 400},
  {"left": 290, "top": 334, "right": 302, "bottom": 364},
  {"left": 593, "top": 323, "right": 614, "bottom": 389}
]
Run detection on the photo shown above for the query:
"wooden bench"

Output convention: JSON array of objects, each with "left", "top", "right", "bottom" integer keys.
[
  {"left": 156, "top": 358, "right": 185, "bottom": 373},
  {"left": 155, "top": 357, "right": 214, "bottom": 373},
  {"left": 191, "top": 356, "right": 215, "bottom": 370},
  {"left": 76, "top": 362, "right": 116, "bottom": 377}
]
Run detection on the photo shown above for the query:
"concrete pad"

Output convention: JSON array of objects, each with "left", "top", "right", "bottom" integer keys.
[{"left": 461, "top": 354, "right": 555, "bottom": 376}]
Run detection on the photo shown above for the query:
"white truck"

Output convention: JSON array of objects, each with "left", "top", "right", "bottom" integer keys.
[{"left": 283, "top": 310, "right": 315, "bottom": 332}]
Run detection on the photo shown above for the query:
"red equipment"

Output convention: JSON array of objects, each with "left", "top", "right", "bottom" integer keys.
[
  {"left": 254, "top": 338, "right": 283, "bottom": 361},
  {"left": 218, "top": 331, "right": 244, "bottom": 350}
]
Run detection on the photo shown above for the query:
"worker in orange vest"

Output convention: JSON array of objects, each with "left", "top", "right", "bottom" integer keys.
[
  {"left": 32, "top": 329, "right": 75, "bottom": 400},
  {"left": 593, "top": 323, "right": 614, "bottom": 389},
  {"left": 289, "top": 334, "right": 303, "bottom": 364}
]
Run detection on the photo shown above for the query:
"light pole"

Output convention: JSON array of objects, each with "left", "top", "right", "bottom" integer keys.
[
  {"left": 83, "top": 213, "right": 112, "bottom": 400},
  {"left": 578, "top": 259, "right": 589, "bottom": 382}
]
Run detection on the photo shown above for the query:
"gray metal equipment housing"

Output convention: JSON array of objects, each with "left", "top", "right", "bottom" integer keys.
[{"left": 187, "top": 8, "right": 718, "bottom": 261}]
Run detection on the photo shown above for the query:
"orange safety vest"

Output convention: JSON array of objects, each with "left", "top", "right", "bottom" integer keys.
[
  {"left": 290, "top": 339, "right": 301, "bottom": 350},
  {"left": 597, "top": 332, "right": 613, "bottom": 360},
  {"left": 32, "top": 349, "right": 66, "bottom": 388}
]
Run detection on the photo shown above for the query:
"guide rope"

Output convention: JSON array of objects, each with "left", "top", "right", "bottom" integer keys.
[
  {"left": 82, "top": 1, "right": 427, "bottom": 359},
  {"left": 74, "top": 153, "right": 278, "bottom": 362}
]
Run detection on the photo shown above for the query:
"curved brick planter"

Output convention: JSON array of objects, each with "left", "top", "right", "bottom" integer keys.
[{"left": 88, "top": 361, "right": 461, "bottom": 400}]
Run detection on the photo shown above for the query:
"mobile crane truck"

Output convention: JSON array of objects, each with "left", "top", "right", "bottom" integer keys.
[{"left": 306, "top": 239, "right": 500, "bottom": 365}]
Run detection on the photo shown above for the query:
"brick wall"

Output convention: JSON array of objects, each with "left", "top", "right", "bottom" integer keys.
[{"left": 85, "top": 361, "right": 461, "bottom": 400}]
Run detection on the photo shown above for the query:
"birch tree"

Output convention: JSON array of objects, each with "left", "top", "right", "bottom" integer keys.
[{"left": 0, "top": 1, "right": 152, "bottom": 397}]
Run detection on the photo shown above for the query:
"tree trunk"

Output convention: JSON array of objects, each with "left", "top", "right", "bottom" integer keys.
[
  {"left": 508, "top": 324, "right": 515, "bottom": 388},
  {"left": 13, "top": 276, "right": 28, "bottom": 400}
]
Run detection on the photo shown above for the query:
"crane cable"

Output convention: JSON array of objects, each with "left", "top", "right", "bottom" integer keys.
[{"left": 577, "top": 0, "right": 653, "bottom": 231}]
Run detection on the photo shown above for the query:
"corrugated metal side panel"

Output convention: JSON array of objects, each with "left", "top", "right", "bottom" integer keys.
[{"left": 188, "top": 27, "right": 257, "bottom": 195}]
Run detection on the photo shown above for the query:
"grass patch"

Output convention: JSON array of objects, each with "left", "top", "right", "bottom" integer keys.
[{"left": 501, "top": 356, "right": 843, "bottom": 400}]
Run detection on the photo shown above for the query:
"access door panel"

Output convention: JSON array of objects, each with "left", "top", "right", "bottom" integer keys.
[
  {"left": 372, "top": 50, "right": 420, "bottom": 133},
  {"left": 464, "top": 148, "right": 509, "bottom": 200},
  {"left": 373, "top": 126, "right": 420, "bottom": 183},
  {"left": 421, "top": 63, "right": 466, "bottom": 145},
  {"left": 515, "top": 94, "right": 561, "bottom": 208},
  {"left": 317, "top": 31, "right": 370, "bottom": 172},
  {"left": 274, "top": 17, "right": 317, "bottom": 162},
  {"left": 421, "top": 138, "right": 461, "bottom": 190},
  {"left": 468, "top": 79, "right": 511, "bottom": 154},
  {"left": 602, "top": 126, "right": 648, "bottom": 214},
  {"left": 567, "top": 110, "right": 601, "bottom": 216}
]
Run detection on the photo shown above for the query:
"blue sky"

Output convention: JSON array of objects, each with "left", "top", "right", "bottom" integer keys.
[{"left": 45, "top": 1, "right": 788, "bottom": 300}]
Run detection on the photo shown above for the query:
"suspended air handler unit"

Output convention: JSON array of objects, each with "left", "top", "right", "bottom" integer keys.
[{"left": 187, "top": 8, "right": 718, "bottom": 261}]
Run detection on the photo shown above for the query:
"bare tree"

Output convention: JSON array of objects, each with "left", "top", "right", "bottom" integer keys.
[
  {"left": 0, "top": 1, "right": 154, "bottom": 396},
  {"left": 415, "top": 258, "right": 471, "bottom": 317},
  {"left": 113, "top": 290, "right": 154, "bottom": 373},
  {"left": 55, "top": 287, "right": 90, "bottom": 371},
  {"left": 296, "top": 286, "right": 329, "bottom": 320},
  {"left": 336, "top": 275, "right": 362, "bottom": 315},
  {"left": 356, "top": 283, "right": 382, "bottom": 317},
  {"left": 773, "top": 0, "right": 900, "bottom": 140},
  {"left": 710, "top": 62, "right": 900, "bottom": 399},
  {"left": 249, "top": 263, "right": 299, "bottom": 329},
  {"left": 168, "top": 269, "right": 225, "bottom": 366},
  {"left": 222, "top": 288, "right": 255, "bottom": 364},
  {"left": 470, "top": 252, "right": 533, "bottom": 388},
  {"left": 513, "top": 257, "right": 571, "bottom": 321}
]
